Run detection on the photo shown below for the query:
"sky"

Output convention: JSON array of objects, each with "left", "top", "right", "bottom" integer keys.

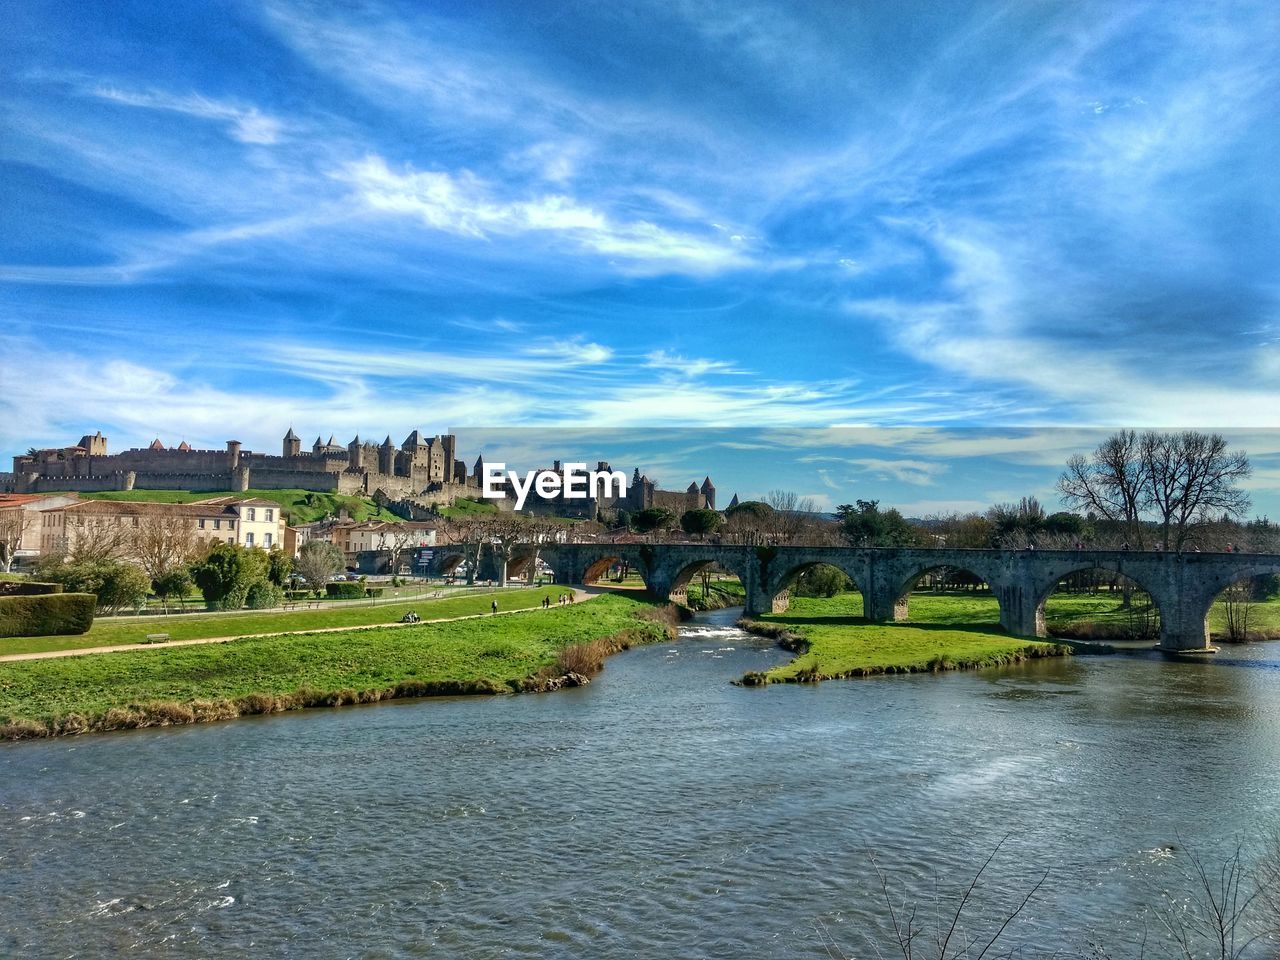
[{"left": 2, "top": 0, "right": 1279, "bottom": 515}]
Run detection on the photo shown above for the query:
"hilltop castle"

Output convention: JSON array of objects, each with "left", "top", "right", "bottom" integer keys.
[
  {"left": 7, "top": 429, "right": 482, "bottom": 504},
  {"left": 5, "top": 430, "right": 718, "bottom": 518}
]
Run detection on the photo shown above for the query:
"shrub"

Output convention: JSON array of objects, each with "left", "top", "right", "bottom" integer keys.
[
  {"left": 0, "top": 593, "right": 96, "bottom": 637},
  {"left": 34, "top": 560, "right": 149, "bottom": 614},
  {"left": 325, "top": 582, "right": 366, "bottom": 599},
  {"left": 0, "top": 581, "right": 63, "bottom": 597},
  {"left": 191, "top": 542, "right": 265, "bottom": 609},
  {"left": 245, "top": 579, "right": 285, "bottom": 609},
  {"left": 365, "top": 587, "right": 384, "bottom": 598}
]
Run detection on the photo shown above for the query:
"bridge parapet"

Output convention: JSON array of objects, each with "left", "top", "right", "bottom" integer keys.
[{"left": 532, "top": 544, "right": 1280, "bottom": 653}]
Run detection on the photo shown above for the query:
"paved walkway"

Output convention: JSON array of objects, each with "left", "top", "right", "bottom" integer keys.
[{"left": 0, "top": 588, "right": 599, "bottom": 663}]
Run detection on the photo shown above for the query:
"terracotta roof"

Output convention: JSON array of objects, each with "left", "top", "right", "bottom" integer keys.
[
  {"left": 62, "top": 500, "right": 234, "bottom": 518},
  {"left": 0, "top": 494, "right": 47, "bottom": 508},
  {"left": 149, "top": 439, "right": 165, "bottom": 450}
]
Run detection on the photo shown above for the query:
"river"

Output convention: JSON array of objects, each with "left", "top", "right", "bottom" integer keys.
[{"left": 3, "top": 607, "right": 1280, "bottom": 958}]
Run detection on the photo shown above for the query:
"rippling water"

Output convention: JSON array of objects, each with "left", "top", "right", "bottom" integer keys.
[{"left": 3, "top": 608, "right": 1280, "bottom": 958}]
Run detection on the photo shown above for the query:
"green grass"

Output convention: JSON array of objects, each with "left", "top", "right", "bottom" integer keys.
[
  {"left": 684, "top": 576, "right": 746, "bottom": 610},
  {"left": 742, "top": 592, "right": 1067, "bottom": 684},
  {"left": 0, "top": 588, "right": 550, "bottom": 656},
  {"left": 437, "top": 497, "right": 499, "bottom": 518},
  {"left": 73, "top": 488, "right": 399, "bottom": 524},
  {"left": 0, "top": 593, "right": 674, "bottom": 738}
]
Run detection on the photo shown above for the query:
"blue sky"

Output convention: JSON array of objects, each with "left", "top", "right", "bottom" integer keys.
[{"left": 2, "top": 0, "right": 1279, "bottom": 514}]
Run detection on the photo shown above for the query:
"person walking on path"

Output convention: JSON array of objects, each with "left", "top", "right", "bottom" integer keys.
[{"left": 491, "top": 600, "right": 498, "bottom": 615}]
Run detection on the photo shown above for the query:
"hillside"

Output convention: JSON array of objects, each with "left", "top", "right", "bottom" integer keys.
[{"left": 74, "top": 489, "right": 400, "bottom": 525}]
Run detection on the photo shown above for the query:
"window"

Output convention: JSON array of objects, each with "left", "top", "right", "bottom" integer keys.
[
  {"left": 248, "top": 507, "right": 256, "bottom": 521},
  {"left": 265, "top": 508, "right": 274, "bottom": 521},
  {"left": 214, "top": 519, "right": 221, "bottom": 530},
  {"left": 245, "top": 532, "right": 254, "bottom": 546},
  {"left": 264, "top": 533, "right": 273, "bottom": 548},
  {"left": 199, "top": 519, "right": 205, "bottom": 529}
]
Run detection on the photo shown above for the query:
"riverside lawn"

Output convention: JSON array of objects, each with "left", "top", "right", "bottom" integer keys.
[
  {"left": 0, "top": 593, "right": 673, "bottom": 739},
  {"left": 740, "top": 593, "right": 1070, "bottom": 683},
  {"left": 0, "top": 588, "right": 549, "bottom": 657}
]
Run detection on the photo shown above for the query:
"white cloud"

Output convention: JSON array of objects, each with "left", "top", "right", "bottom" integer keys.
[
  {"left": 338, "top": 156, "right": 751, "bottom": 275},
  {"left": 92, "top": 86, "right": 286, "bottom": 144}
]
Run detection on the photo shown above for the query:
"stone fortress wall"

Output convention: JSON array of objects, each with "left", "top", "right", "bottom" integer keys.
[{"left": 7, "top": 429, "right": 717, "bottom": 519}]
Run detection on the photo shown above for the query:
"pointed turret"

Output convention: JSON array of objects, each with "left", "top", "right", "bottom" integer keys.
[
  {"left": 728, "top": 493, "right": 740, "bottom": 509},
  {"left": 283, "top": 427, "right": 301, "bottom": 458},
  {"left": 700, "top": 476, "right": 716, "bottom": 510},
  {"left": 149, "top": 438, "right": 165, "bottom": 451},
  {"left": 177, "top": 440, "right": 191, "bottom": 452},
  {"left": 687, "top": 481, "right": 699, "bottom": 494}
]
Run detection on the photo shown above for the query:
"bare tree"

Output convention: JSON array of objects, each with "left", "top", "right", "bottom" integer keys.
[
  {"left": 381, "top": 523, "right": 422, "bottom": 578},
  {"left": 64, "top": 515, "right": 134, "bottom": 563},
  {"left": 1058, "top": 430, "right": 1151, "bottom": 548},
  {"left": 1219, "top": 580, "right": 1255, "bottom": 642},
  {"left": 0, "top": 510, "right": 34, "bottom": 573},
  {"left": 1140, "top": 430, "right": 1251, "bottom": 550},
  {"left": 294, "top": 540, "right": 344, "bottom": 595},
  {"left": 130, "top": 514, "right": 200, "bottom": 583},
  {"left": 440, "top": 515, "right": 495, "bottom": 585}
]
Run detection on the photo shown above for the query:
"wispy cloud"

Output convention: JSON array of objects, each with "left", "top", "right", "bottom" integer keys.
[
  {"left": 337, "top": 156, "right": 752, "bottom": 274},
  {"left": 92, "top": 85, "right": 286, "bottom": 144}
]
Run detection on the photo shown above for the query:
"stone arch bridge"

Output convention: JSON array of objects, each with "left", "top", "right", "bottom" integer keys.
[{"left": 502, "top": 543, "right": 1280, "bottom": 653}]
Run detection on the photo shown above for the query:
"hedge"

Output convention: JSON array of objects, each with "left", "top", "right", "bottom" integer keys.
[
  {"left": 325, "top": 582, "right": 367, "bottom": 599},
  {"left": 0, "top": 593, "right": 96, "bottom": 638},
  {"left": 0, "top": 581, "right": 64, "bottom": 597},
  {"left": 365, "top": 587, "right": 384, "bottom": 598}
]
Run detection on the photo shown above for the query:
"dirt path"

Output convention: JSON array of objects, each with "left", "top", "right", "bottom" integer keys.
[{"left": 0, "top": 588, "right": 600, "bottom": 663}]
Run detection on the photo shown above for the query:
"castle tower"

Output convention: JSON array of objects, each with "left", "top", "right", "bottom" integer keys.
[
  {"left": 472, "top": 454, "right": 485, "bottom": 484},
  {"left": 380, "top": 435, "right": 395, "bottom": 475},
  {"left": 700, "top": 476, "right": 716, "bottom": 510},
  {"left": 348, "top": 435, "right": 363, "bottom": 471},
  {"left": 313, "top": 435, "right": 324, "bottom": 456},
  {"left": 728, "top": 493, "right": 740, "bottom": 510},
  {"left": 283, "top": 427, "right": 301, "bottom": 458},
  {"left": 226, "top": 440, "right": 241, "bottom": 470},
  {"left": 442, "top": 434, "right": 456, "bottom": 476}
]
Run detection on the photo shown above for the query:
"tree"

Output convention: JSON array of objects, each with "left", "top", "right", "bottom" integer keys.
[
  {"left": 632, "top": 507, "right": 675, "bottom": 535},
  {"left": 130, "top": 514, "right": 200, "bottom": 584},
  {"left": 294, "top": 540, "right": 344, "bottom": 595},
  {"left": 190, "top": 542, "right": 267, "bottom": 610},
  {"left": 266, "top": 548, "right": 293, "bottom": 587},
  {"left": 380, "top": 524, "right": 420, "bottom": 577},
  {"left": 1058, "top": 430, "right": 1150, "bottom": 548},
  {"left": 1059, "top": 430, "right": 1251, "bottom": 550},
  {"left": 153, "top": 567, "right": 193, "bottom": 612},
  {"left": 35, "top": 558, "right": 151, "bottom": 615},
  {"left": 986, "top": 497, "right": 1047, "bottom": 546},
  {"left": 1141, "top": 430, "right": 1251, "bottom": 550},
  {"left": 681, "top": 508, "right": 723, "bottom": 539},
  {"left": 0, "top": 510, "right": 33, "bottom": 573},
  {"left": 762, "top": 490, "right": 828, "bottom": 544},
  {"left": 63, "top": 514, "right": 134, "bottom": 563},
  {"left": 837, "top": 500, "right": 918, "bottom": 547},
  {"left": 722, "top": 500, "right": 776, "bottom": 545}
]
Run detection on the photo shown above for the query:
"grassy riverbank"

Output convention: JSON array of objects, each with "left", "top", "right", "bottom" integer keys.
[
  {"left": 0, "top": 594, "right": 676, "bottom": 740},
  {"left": 0, "top": 588, "right": 549, "bottom": 657},
  {"left": 684, "top": 576, "right": 746, "bottom": 610},
  {"left": 740, "top": 593, "right": 1068, "bottom": 684}
]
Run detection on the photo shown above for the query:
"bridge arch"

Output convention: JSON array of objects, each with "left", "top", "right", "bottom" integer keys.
[
  {"left": 665, "top": 556, "right": 757, "bottom": 608},
  {"left": 1031, "top": 564, "right": 1165, "bottom": 642},
  {"left": 1191, "top": 560, "right": 1280, "bottom": 646},
  {"left": 764, "top": 559, "right": 865, "bottom": 615},
  {"left": 888, "top": 559, "right": 1004, "bottom": 628}
]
